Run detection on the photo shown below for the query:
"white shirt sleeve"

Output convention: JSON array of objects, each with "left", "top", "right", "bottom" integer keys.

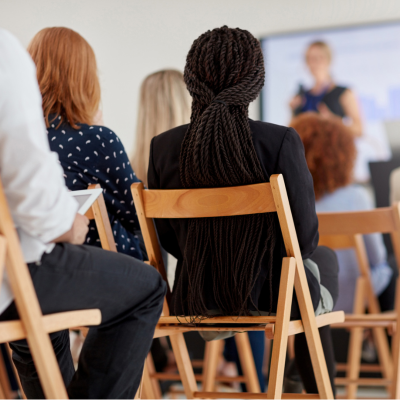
[{"left": 0, "top": 30, "right": 78, "bottom": 244}]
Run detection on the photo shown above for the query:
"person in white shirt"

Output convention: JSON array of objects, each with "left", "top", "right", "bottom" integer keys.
[{"left": 0, "top": 29, "right": 165, "bottom": 399}]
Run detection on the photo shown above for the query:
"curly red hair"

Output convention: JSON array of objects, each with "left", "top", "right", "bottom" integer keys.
[{"left": 290, "top": 112, "right": 356, "bottom": 200}]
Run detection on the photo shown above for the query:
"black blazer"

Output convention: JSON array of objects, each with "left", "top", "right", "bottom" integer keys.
[{"left": 148, "top": 119, "right": 320, "bottom": 317}]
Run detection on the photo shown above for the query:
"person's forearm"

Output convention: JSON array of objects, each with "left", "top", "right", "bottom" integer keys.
[{"left": 51, "top": 227, "right": 73, "bottom": 243}]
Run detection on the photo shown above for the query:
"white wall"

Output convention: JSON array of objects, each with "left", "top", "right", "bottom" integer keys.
[{"left": 1, "top": 0, "right": 400, "bottom": 153}]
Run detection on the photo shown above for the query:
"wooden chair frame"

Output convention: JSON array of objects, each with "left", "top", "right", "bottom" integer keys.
[
  {"left": 131, "top": 174, "right": 344, "bottom": 399},
  {"left": 85, "top": 184, "right": 117, "bottom": 252},
  {"left": 318, "top": 204, "right": 400, "bottom": 399},
  {"left": 0, "top": 178, "right": 101, "bottom": 399}
]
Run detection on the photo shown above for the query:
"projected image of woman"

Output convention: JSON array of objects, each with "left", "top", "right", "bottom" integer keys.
[{"left": 289, "top": 41, "right": 363, "bottom": 137}]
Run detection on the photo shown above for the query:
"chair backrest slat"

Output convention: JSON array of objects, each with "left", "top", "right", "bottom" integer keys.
[
  {"left": 318, "top": 208, "right": 396, "bottom": 235},
  {"left": 143, "top": 183, "right": 276, "bottom": 219},
  {"left": 318, "top": 234, "right": 356, "bottom": 250},
  {"left": 86, "top": 184, "right": 117, "bottom": 252}
]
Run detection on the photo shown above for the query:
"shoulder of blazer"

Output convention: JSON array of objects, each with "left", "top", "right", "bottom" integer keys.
[
  {"left": 151, "top": 124, "right": 189, "bottom": 167},
  {"left": 249, "top": 119, "right": 290, "bottom": 151},
  {"left": 153, "top": 124, "right": 189, "bottom": 147}
]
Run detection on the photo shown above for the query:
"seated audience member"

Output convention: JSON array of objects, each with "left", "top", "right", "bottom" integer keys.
[
  {"left": 132, "top": 69, "right": 191, "bottom": 186},
  {"left": 0, "top": 29, "right": 165, "bottom": 398},
  {"left": 291, "top": 113, "right": 395, "bottom": 313},
  {"left": 28, "top": 27, "right": 143, "bottom": 259},
  {"left": 148, "top": 26, "right": 339, "bottom": 395}
]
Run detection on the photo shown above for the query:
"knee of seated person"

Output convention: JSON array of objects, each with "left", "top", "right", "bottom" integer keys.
[
  {"left": 314, "top": 246, "right": 339, "bottom": 273},
  {"left": 137, "top": 261, "right": 167, "bottom": 298}
]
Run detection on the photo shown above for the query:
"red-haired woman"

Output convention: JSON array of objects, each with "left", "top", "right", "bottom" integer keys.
[
  {"left": 28, "top": 27, "right": 143, "bottom": 260},
  {"left": 292, "top": 112, "right": 395, "bottom": 314}
]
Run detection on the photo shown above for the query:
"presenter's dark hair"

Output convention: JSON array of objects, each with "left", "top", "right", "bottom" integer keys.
[{"left": 177, "top": 26, "right": 275, "bottom": 317}]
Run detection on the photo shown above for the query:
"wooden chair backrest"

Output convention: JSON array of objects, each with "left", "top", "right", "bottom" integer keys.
[
  {"left": 133, "top": 174, "right": 313, "bottom": 314},
  {"left": 318, "top": 204, "right": 400, "bottom": 276},
  {"left": 0, "top": 178, "right": 68, "bottom": 397}
]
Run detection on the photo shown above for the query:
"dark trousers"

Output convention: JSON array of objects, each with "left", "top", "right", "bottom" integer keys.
[{"left": 0, "top": 243, "right": 166, "bottom": 399}]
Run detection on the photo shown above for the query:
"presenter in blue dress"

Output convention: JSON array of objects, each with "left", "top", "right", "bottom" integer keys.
[{"left": 290, "top": 41, "right": 363, "bottom": 137}]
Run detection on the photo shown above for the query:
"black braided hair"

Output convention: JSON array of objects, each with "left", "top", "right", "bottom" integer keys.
[{"left": 177, "top": 26, "right": 276, "bottom": 318}]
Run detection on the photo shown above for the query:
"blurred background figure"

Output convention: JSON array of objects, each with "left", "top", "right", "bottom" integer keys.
[
  {"left": 292, "top": 112, "right": 396, "bottom": 315},
  {"left": 131, "top": 69, "right": 191, "bottom": 186},
  {"left": 289, "top": 41, "right": 363, "bottom": 137}
]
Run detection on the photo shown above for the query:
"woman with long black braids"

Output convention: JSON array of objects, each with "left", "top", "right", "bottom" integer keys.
[{"left": 148, "top": 26, "right": 339, "bottom": 394}]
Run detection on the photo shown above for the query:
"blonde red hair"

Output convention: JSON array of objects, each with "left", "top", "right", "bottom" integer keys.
[
  {"left": 306, "top": 40, "right": 332, "bottom": 62},
  {"left": 131, "top": 70, "right": 191, "bottom": 185},
  {"left": 28, "top": 27, "right": 101, "bottom": 129},
  {"left": 290, "top": 112, "right": 356, "bottom": 200}
]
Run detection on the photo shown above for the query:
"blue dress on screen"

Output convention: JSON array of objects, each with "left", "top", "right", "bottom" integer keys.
[{"left": 47, "top": 116, "right": 143, "bottom": 260}]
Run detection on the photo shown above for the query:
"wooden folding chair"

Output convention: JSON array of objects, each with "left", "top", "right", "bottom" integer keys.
[
  {"left": 0, "top": 177, "right": 101, "bottom": 399},
  {"left": 132, "top": 174, "right": 345, "bottom": 399},
  {"left": 318, "top": 205, "right": 400, "bottom": 399}
]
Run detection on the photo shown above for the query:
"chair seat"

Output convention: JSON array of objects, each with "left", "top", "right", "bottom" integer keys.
[
  {"left": 0, "top": 309, "right": 101, "bottom": 343},
  {"left": 154, "top": 311, "right": 345, "bottom": 339},
  {"left": 332, "top": 312, "right": 397, "bottom": 332}
]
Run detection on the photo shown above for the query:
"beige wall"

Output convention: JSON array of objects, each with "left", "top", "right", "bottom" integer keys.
[{"left": 1, "top": 0, "right": 400, "bottom": 153}]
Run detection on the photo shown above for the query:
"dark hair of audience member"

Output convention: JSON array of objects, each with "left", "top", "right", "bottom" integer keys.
[
  {"left": 291, "top": 112, "right": 356, "bottom": 200},
  {"left": 177, "top": 26, "right": 275, "bottom": 318}
]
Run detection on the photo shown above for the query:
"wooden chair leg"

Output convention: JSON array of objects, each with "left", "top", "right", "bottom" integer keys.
[
  {"left": 293, "top": 266, "right": 334, "bottom": 399},
  {"left": 372, "top": 327, "right": 392, "bottom": 392},
  {"left": 345, "top": 277, "right": 366, "bottom": 399},
  {"left": 267, "top": 257, "right": 296, "bottom": 399},
  {"left": 0, "top": 351, "right": 11, "bottom": 399},
  {"left": 263, "top": 338, "right": 272, "bottom": 379},
  {"left": 145, "top": 353, "right": 162, "bottom": 399},
  {"left": 141, "top": 359, "right": 158, "bottom": 399},
  {"left": 134, "top": 370, "right": 144, "bottom": 399},
  {"left": 354, "top": 235, "right": 393, "bottom": 392},
  {"left": 169, "top": 333, "right": 197, "bottom": 399},
  {"left": 235, "top": 332, "right": 261, "bottom": 393},
  {"left": 270, "top": 175, "right": 333, "bottom": 398},
  {"left": 6, "top": 344, "right": 26, "bottom": 399},
  {"left": 391, "top": 277, "right": 400, "bottom": 399},
  {"left": 202, "top": 340, "right": 223, "bottom": 391},
  {"left": 365, "top": 280, "right": 393, "bottom": 393},
  {"left": 0, "top": 381, "right": 5, "bottom": 400}
]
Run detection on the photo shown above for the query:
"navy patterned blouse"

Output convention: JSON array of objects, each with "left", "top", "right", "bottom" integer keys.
[{"left": 47, "top": 116, "right": 143, "bottom": 260}]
